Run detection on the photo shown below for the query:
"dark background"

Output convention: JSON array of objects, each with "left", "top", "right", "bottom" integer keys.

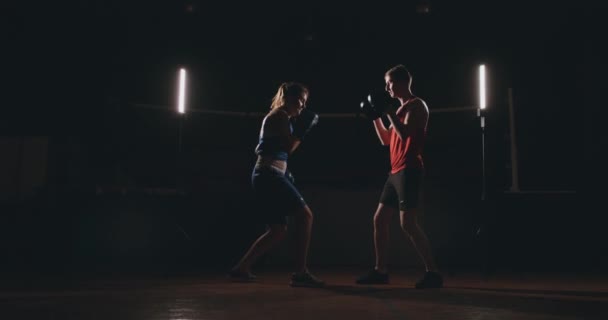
[{"left": 1, "top": 1, "right": 601, "bottom": 276}]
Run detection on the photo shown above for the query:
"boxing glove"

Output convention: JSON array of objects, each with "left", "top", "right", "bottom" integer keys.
[
  {"left": 360, "top": 93, "right": 389, "bottom": 120},
  {"left": 360, "top": 99, "right": 382, "bottom": 120},
  {"left": 368, "top": 93, "right": 391, "bottom": 114},
  {"left": 292, "top": 109, "right": 319, "bottom": 141}
]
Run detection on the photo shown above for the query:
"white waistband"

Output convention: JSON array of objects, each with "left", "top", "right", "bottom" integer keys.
[{"left": 255, "top": 157, "right": 287, "bottom": 174}]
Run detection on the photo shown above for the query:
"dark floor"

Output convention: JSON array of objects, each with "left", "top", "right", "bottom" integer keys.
[
  {"left": 0, "top": 187, "right": 598, "bottom": 319},
  {"left": 1, "top": 268, "right": 607, "bottom": 320}
]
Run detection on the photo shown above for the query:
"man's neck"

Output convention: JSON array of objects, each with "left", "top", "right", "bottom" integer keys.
[{"left": 398, "top": 92, "right": 414, "bottom": 105}]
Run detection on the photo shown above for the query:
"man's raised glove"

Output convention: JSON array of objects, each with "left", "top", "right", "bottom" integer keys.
[{"left": 360, "top": 93, "right": 389, "bottom": 120}]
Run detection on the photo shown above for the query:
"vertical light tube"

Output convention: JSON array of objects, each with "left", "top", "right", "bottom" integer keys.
[
  {"left": 178, "top": 68, "right": 187, "bottom": 114},
  {"left": 479, "top": 64, "right": 486, "bottom": 110}
]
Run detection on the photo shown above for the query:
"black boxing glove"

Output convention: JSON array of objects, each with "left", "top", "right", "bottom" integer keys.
[
  {"left": 360, "top": 99, "right": 382, "bottom": 120},
  {"left": 360, "top": 93, "right": 389, "bottom": 120},
  {"left": 367, "top": 93, "right": 390, "bottom": 115},
  {"left": 291, "top": 109, "right": 319, "bottom": 141}
]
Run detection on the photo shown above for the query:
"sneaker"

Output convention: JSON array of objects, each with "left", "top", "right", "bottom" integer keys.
[
  {"left": 356, "top": 269, "right": 389, "bottom": 285},
  {"left": 227, "top": 270, "right": 257, "bottom": 282},
  {"left": 415, "top": 271, "right": 443, "bottom": 289},
  {"left": 290, "top": 272, "right": 325, "bottom": 288}
]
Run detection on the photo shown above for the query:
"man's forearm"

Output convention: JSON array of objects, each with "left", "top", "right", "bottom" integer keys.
[
  {"left": 373, "top": 118, "right": 390, "bottom": 145},
  {"left": 386, "top": 112, "right": 408, "bottom": 141}
]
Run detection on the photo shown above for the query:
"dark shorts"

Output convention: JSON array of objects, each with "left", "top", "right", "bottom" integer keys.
[
  {"left": 251, "top": 167, "right": 307, "bottom": 225},
  {"left": 379, "top": 168, "right": 424, "bottom": 211}
]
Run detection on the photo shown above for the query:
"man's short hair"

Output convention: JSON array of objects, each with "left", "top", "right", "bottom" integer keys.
[{"left": 385, "top": 64, "right": 412, "bottom": 84}]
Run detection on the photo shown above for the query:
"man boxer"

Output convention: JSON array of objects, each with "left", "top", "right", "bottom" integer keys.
[
  {"left": 228, "top": 82, "right": 324, "bottom": 288},
  {"left": 357, "top": 65, "right": 443, "bottom": 289}
]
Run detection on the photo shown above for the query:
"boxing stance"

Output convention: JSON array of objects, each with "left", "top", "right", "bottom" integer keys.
[
  {"left": 357, "top": 65, "right": 443, "bottom": 289},
  {"left": 228, "top": 82, "right": 324, "bottom": 288}
]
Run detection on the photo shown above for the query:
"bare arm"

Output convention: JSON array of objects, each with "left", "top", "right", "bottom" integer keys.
[
  {"left": 373, "top": 118, "right": 392, "bottom": 146},
  {"left": 386, "top": 100, "right": 429, "bottom": 141},
  {"left": 264, "top": 110, "right": 301, "bottom": 154}
]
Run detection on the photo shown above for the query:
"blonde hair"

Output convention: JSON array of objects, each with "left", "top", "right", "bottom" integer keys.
[{"left": 270, "top": 82, "right": 309, "bottom": 110}]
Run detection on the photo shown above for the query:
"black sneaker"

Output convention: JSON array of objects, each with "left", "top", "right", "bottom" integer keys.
[
  {"left": 290, "top": 272, "right": 325, "bottom": 288},
  {"left": 415, "top": 271, "right": 443, "bottom": 289},
  {"left": 356, "top": 269, "right": 389, "bottom": 284},
  {"left": 227, "top": 270, "right": 257, "bottom": 282}
]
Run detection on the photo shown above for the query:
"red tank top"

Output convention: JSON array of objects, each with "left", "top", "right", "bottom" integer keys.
[{"left": 389, "top": 98, "right": 427, "bottom": 174}]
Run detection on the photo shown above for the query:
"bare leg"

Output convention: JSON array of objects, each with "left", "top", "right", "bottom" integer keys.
[
  {"left": 400, "top": 209, "right": 438, "bottom": 272},
  {"left": 292, "top": 205, "right": 313, "bottom": 273},
  {"left": 232, "top": 224, "right": 287, "bottom": 273},
  {"left": 288, "top": 205, "right": 325, "bottom": 287},
  {"left": 374, "top": 204, "right": 396, "bottom": 273}
]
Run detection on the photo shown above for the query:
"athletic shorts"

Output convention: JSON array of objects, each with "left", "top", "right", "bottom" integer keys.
[
  {"left": 251, "top": 167, "right": 307, "bottom": 225},
  {"left": 379, "top": 168, "right": 423, "bottom": 211}
]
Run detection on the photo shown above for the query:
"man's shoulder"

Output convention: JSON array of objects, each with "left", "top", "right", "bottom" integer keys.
[{"left": 408, "top": 98, "right": 429, "bottom": 114}]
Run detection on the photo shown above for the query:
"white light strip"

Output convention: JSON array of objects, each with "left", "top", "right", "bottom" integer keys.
[
  {"left": 479, "top": 64, "right": 486, "bottom": 110},
  {"left": 178, "top": 68, "right": 187, "bottom": 114}
]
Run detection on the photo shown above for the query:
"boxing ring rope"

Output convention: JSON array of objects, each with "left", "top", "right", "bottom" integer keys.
[
  {"left": 132, "top": 103, "right": 479, "bottom": 117},
  {"left": 128, "top": 101, "right": 490, "bottom": 200},
  {"left": 128, "top": 103, "right": 574, "bottom": 196}
]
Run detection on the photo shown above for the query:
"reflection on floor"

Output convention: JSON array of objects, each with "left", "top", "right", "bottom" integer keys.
[{"left": 1, "top": 268, "right": 606, "bottom": 320}]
